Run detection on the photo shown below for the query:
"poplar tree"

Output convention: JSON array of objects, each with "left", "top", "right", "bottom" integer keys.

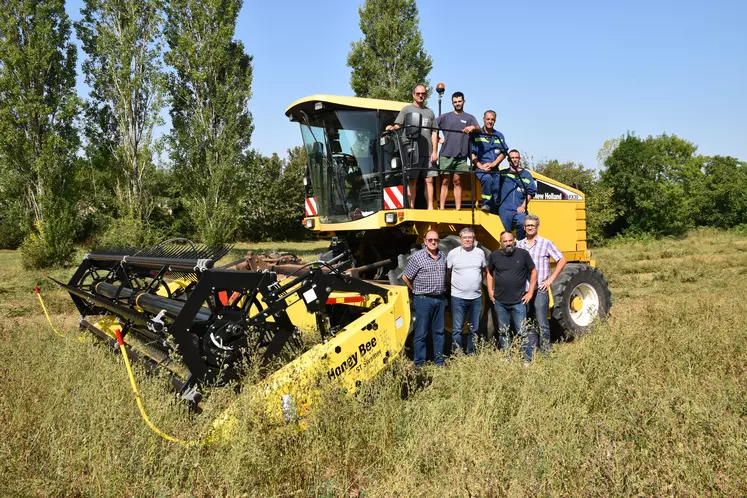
[
  {"left": 164, "top": 0, "right": 253, "bottom": 245},
  {"left": 76, "top": 0, "right": 164, "bottom": 222},
  {"left": 0, "top": 0, "right": 80, "bottom": 265},
  {"left": 347, "top": 0, "right": 432, "bottom": 101}
]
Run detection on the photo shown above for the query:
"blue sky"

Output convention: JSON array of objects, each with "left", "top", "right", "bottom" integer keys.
[{"left": 67, "top": 0, "right": 747, "bottom": 170}]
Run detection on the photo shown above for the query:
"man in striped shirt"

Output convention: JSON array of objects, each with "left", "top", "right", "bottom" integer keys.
[
  {"left": 517, "top": 214, "right": 567, "bottom": 352},
  {"left": 403, "top": 229, "right": 447, "bottom": 367}
]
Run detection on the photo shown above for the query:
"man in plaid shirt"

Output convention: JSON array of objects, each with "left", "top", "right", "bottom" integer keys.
[
  {"left": 403, "top": 229, "right": 447, "bottom": 367},
  {"left": 517, "top": 214, "right": 567, "bottom": 352}
]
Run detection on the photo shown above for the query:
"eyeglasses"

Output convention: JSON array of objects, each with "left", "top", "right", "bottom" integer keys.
[
  {"left": 524, "top": 224, "right": 537, "bottom": 228},
  {"left": 460, "top": 236, "right": 474, "bottom": 239},
  {"left": 426, "top": 238, "right": 439, "bottom": 242},
  {"left": 414, "top": 92, "right": 426, "bottom": 96}
]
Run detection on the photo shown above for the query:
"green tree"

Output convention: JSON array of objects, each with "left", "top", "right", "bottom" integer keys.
[
  {"left": 534, "top": 160, "right": 618, "bottom": 246},
  {"left": 534, "top": 159, "right": 596, "bottom": 192},
  {"left": 76, "top": 0, "right": 164, "bottom": 222},
  {"left": 240, "top": 148, "right": 307, "bottom": 241},
  {"left": 601, "top": 133, "right": 701, "bottom": 235},
  {"left": 164, "top": 0, "right": 253, "bottom": 245},
  {"left": 347, "top": 0, "right": 432, "bottom": 101},
  {"left": 0, "top": 0, "right": 80, "bottom": 265},
  {"left": 689, "top": 155, "right": 747, "bottom": 229}
]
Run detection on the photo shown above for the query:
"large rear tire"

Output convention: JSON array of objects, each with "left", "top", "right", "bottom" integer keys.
[{"left": 550, "top": 263, "right": 611, "bottom": 338}]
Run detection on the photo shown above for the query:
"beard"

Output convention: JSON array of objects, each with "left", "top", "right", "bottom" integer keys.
[{"left": 501, "top": 245, "right": 515, "bottom": 255}]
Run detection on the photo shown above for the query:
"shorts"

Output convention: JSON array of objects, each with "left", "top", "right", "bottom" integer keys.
[
  {"left": 439, "top": 156, "right": 470, "bottom": 173},
  {"left": 408, "top": 156, "right": 439, "bottom": 179}
]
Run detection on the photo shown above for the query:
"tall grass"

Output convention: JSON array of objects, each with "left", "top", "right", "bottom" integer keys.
[{"left": 1, "top": 229, "right": 745, "bottom": 496}]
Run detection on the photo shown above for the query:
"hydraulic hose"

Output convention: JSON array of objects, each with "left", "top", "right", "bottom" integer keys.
[{"left": 35, "top": 285, "right": 203, "bottom": 448}]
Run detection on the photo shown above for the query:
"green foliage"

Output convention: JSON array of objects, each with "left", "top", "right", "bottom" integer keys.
[
  {"left": 20, "top": 209, "right": 76, "bottom": 268},
  {"left": 76, "top": 0, "right": 165, "bottom": 221},
  {"left": 534, "top": 159, "right": 596, "bottom": 191},
  {"left": 689, "top": 155, "right": 747, "bottom": 229},
  {"left": 163, "top": 0, "right": 254, "bottom": 246},
  {"left": 584, "top": 185, "right": 620, "bottom": 246},
  {"left": 533, "top": 160, "right": 619, "bottom": 246},
  {"left": 601, "top": 133, "right": 701, "bottom": 236},
  {"left": 0, "top": 0, "right": 81, "bottom": 263},
  {"left": 347, "top": 0, "right": 433, "bottom": 101},
  {"left": 93, "top": 216, "right": 165, "bottom": 249},
  {"left": 0, "top": 193, "right": 26, "bottom": 249},
  {"left": 239, "top": 148, "right": 308, "bottom": 241}
]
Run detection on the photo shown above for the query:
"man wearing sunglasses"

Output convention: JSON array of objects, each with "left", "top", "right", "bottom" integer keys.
[
  {"left": 402, "top": 230, "right": 447, "bottom": 367},
  {"left": 386, "top": 84, "right": 438, "bottom": 209}
]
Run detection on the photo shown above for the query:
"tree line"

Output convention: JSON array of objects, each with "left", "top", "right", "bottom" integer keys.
[
  {"left": 0, "top": 0, "right": 307, "bottom": 269},
  {"left": 2, "top": 0, "right": 745, "bottom": 269}
]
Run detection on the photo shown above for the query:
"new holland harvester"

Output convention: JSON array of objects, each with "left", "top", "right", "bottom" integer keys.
[{"left": 57, "top": 86, "right": 610, "bottom": 424}]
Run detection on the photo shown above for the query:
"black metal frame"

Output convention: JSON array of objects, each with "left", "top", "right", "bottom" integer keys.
[{"left": 59, "top": 248, "right": 392, "bottom": 394}]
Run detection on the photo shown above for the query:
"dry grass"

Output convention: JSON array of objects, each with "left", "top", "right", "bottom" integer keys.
[{"left": 1, "top": 230, "right": 745, "bottom": 496}]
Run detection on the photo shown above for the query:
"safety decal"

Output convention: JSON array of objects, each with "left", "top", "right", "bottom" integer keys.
[
  {"left": 383, "top": 185, "right": 404, "bottom": 210},
  {"left": 304, "top": 197, "right": 318, "bottom": 216}
]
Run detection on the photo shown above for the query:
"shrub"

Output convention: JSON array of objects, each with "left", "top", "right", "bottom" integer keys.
[
  {"left": 20, "top": 215, "right": 76, "bottom": 269},
  {"left": 92, "top": 217, "right": 166, "bottom": 249}
]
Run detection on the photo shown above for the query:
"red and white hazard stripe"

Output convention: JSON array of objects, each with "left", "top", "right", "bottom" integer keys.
[
  {"left": 304, "top": 197, "right": 318, "bottom": 217},
  {"left": 383, "top": 186, "right": 404, "bottom": 210}
]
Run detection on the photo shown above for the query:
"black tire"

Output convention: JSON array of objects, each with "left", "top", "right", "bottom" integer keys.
[
  {"left": 388, "top": 247, "right": 419, "bottom": 286},
  {"left": 550, "top": 263, "right": 611, "bottom": 338},
  {"left": 474, "top": 242, "right": 496, "bottom": 342}
]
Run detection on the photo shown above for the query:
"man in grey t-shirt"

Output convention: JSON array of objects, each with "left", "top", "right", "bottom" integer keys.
[
  {"left": 386, "top": 84, "right": 437, "bottom": 209},
  {"left": 433, "top": 92, "right": 480, "bottom": 211},
  {"left": 447, "top": 227, "right": 486, "bottom": 354}
]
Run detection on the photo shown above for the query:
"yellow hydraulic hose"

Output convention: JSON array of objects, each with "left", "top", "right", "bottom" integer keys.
[
  {"left": 35, "top": 285, "right": 202, "bottom": 448},
  {"left": 113, "top": 329, "right": 202, "bottom": 448},
  {"left": 35, "top": 286, "right": 65, "bottom": 338}
]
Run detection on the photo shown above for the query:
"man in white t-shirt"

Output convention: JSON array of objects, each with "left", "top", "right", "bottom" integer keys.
[{"left": 446, "top": 227, "right": 487, "bottom": 353}]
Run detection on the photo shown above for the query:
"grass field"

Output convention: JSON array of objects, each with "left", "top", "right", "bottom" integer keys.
[{"left": 1, "top": 230, "right": 745, "bottom": 497}]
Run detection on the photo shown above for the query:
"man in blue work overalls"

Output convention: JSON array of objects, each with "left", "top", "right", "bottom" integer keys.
[
  {"left": 498, "top": 150, "right": 537, "bottom": 240},
  {"left": 470, "top": 110, "right": 508, "bottom": 212}
]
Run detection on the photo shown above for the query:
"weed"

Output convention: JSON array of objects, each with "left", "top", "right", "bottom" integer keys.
[{"left": 1, "top": 231, "right": 746, "bottom": 496}]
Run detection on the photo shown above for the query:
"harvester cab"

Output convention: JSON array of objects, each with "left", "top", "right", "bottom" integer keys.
[{"left": 287, "top": 94, "right": 612, "bottom": 338}]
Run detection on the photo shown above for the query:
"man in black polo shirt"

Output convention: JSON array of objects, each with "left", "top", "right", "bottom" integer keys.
[
  {"left": 486, "top": 231, "right": 538, "bottom": 361},
  {"left": 403, "top": 229, "right": 447, "bottom": 367}
]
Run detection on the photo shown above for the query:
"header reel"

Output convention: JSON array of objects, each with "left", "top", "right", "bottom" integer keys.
[{"left": 56, "top": 240, "right": 392, "bottom": 405}]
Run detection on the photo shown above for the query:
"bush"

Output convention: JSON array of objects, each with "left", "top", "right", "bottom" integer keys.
[
  {"left": 20, "top": 215, "right": 76, "bottom": 269},
  {"left": 92, "top": 217, "right": 166, "bottom": 249},
  {"left": 0, "top": 201, "right": 27, "bottom": 249}
]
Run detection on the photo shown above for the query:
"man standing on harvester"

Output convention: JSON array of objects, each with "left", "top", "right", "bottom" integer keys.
[
  {"left": 498, "top": 150, "right": 537, "bottom": 240},
  {"left": 471, "top": 110, "right": 508, "bottom": 212},
  {"left": 386, "top": 84, "right": 438, "bottom": 209},
  {"left": 433, "top": 92, "right": 481, "bottom": 211}
]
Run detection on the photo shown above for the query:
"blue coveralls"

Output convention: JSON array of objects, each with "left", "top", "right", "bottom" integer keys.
[
  {"left": 497, "top": 168, "right": 537, "bottom": 240},
  {"left": 471, "top": 131, "right": 508, "bottom": 211}
]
